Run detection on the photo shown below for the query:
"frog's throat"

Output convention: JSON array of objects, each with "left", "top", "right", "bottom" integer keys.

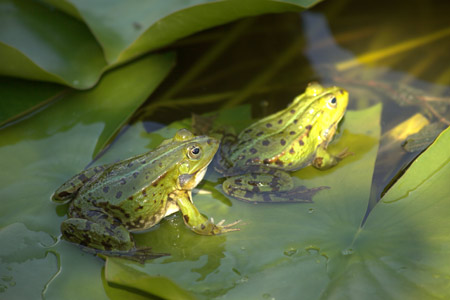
[{"left": 178, "top": 165, "right": 208, "bottom": 190}]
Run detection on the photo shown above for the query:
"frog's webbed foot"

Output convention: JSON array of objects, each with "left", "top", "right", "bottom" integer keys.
[
  {"left": 95, "top": 247, "right": 169, "bottom": 264},
  {"left": 213, "top": 218, "right": 241, "bottom": 234},
  {"left": 336, "top": 147, "right": 353, "bottom": 160}
]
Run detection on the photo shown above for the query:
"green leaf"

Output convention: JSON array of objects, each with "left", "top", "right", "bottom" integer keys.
[
  {"left": 100, "top": 104, "right": 381, "bottom": 299},
  {"left": 0, "top": 223, "right": 58, "bottom": 299},
  {"left": 105, "top": 258, "right": 196, "bottom": 300},
  {"left": 0, "top": 52, "right": 174, "bottom": 299},
  {"left": 42, "top": 0, "right": 317, "bottom": 65},
  {"left": 101, "top": 107, "right": 450, "bottom": 299},
  {"left": 0, "top": 0, "right": 107, "bottom": 89},
  {"left": 0, "top": 78, "right": 67, "bottom": 127},
  {"left": 1, "top": 0, "right": 320, "bottom": 88}
]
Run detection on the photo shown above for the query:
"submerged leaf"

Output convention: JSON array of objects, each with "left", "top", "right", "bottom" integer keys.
[
  {"left": 105, "top": 258, "right": 196, "bottom": 300},
  {"left": 402, "top": 122, "right": 447, "bottom": 152}
]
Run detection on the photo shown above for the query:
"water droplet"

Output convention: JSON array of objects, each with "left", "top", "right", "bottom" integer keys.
[
  {"left": 305, "top": 246, "right": 319, "bottom": 254},
  {"left": 308, "top": 208, "right": 314, "bottom": 214},
  {"left": 341, "top": 248, "right": 354, "bottom": 255},
  {"left": 283, "top": 247, "right": 298, "bottom": 257},
  {"left": 240, "top": 246, "right": 246, "bottom": 251}
]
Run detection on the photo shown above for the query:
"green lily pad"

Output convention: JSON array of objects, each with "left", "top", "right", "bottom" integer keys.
[
  {"left": 0, "top": 223, "right": 58, "bottom": 299},
  {"left": 101, "top": 105, "right": 450, "bottom": 299},
  {"left": 0, "top": 78, "right": 66, "bottom": 127},
  {"left": 96, "top": 104, "right": 380, "bottom": 298},
  {"left": 0, "top": 0, "right": 107, "bottom": 89},
  {"left": 2, "top": 0, "right": 319, "bottom": 88},
  {"left": 0, "top": 52, "right": 174, "bottom": 299},
  {"left": 44, "top": 0, "right": 318, "bottom": 65}
]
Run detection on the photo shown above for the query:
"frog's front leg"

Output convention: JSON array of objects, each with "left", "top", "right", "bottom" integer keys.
[
  {"left": 312, "top": 146, "right": 352, "bottom": 170},
  {"left": 61, "top": 211, "right": 134, "bottom": 251},
  {"left": 223, "top": 169, "right": 327, "bottom": 203},
  {"left": 171, "top": 190, "right": 240, "bottom": 235}
]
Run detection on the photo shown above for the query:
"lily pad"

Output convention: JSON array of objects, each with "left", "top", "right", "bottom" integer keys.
[
  {"left": 95, "top": 104, "right": 380, "bottom": 298},
  {"left": 101, "top": 105, "right": 450, "bottom": 299},
  {"left": 0, "top": 0, "right": 107, "bottom": 89},
  {"left": 44, "top": 0, "right": 317, "bottom": 65},
  {"left": 1, "top": 0, "right": 320, "bottom": 87},
  {"left": 0, "top": 77, "right": 66, "bottom": 127},
  {"left": 0, "top": 52, "right": 174, "bottom": 299}
]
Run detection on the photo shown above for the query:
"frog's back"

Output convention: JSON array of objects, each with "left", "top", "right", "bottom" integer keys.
[
  {"left": 78, "top": 143, "right": 182, "bottom": 206},
  {"left": 227, "top": 97, "right": 321, "bottom": 171}
]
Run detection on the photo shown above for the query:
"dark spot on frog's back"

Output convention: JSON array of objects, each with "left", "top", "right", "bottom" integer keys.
[
  {"left": 280, "top": 139, "right": 286, "bottom": 146},
  {"left": 77, "top": 174, "right": 89, "bottom": 182},
  {"left": 103, "top": 186, "right": 109, "bottom": 193},
  {"left": 289, "top": 148, "right": 295, "bottom": 154},
  {"left": 133, "top": 171, "right": 139, "bottom": 178},
  {"left": 277, "top": 119, "right": 283, "bottom": 124},
  {"left": 115, "top": 191, "right": 122, "bottom": 199},
  {"left": 250, "top": 148, "right": 258, "bottom": 154},
  {"left": 262, "top": 140, "right": 270, "bottom": 146},
  {"left": 289, "top": 131, "right": 296, "bottom": 135},
  {"left": 207, "top": 138, "right": 213, "bottom": 145},
  {"left": 266, "top": 123, "right": 272, "bottom": 128},
  {"left": 244, "top": 128, "right": 252, "bottom": 134},
  {"left": 275, "top": 160, "right": 284, "bottom": 167},
  {"left": 256, "top": 131, "right": 264, "bottom": 137},
  {"left": 119, "top": 178, "right": 126, "bottom": 185},
  {"left": 299, "top": 139, "right": 304, "bottom": 146},
  {"left": 290, "top": 109, "right": 296, "bottom": 114}
]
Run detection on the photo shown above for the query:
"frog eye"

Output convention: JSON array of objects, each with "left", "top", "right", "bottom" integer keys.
[
  {"left": 187, "top": 145, "right": 202, "bottom": 159},
  {"left": 327, "top": 96, "right": 337, "bottom": 109}
]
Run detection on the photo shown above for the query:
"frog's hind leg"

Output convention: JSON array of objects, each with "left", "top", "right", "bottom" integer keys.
[
  {"left": 222, "top": 170, "right": 328, "bottom": 203},
  {"left": 53, "top": 164, "right": 112, "bottom": 203},
  {"left": 61, "top": 214, "right": 133, "bottom": 252}
]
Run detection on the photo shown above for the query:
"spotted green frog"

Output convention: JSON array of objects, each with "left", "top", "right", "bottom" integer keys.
[
  {"left": 53, "top": 129, "right": 239, "bottom": 259},
  {"left": 215, "top": 82, "right": 350, "bottom": 203}
]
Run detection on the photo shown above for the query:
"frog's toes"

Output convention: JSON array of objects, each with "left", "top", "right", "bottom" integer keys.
[
  {"left": 337, "top": 147, "right": 354, "bottom": 159},
  {"left": 219, "top": 219, "right": 241, "bottom": 232}
]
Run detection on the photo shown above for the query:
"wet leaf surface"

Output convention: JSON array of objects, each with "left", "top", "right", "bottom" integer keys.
[{"left": 0, "top": 53, "right": 175, "bottom": 299}]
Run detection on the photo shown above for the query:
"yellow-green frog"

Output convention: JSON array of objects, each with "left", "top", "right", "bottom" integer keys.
[
  {"left": 215, "top": 82, "right": 349, "bottom": 203},
  {"left": 53, "top": 129, "right": 239, "bottom": 259}
]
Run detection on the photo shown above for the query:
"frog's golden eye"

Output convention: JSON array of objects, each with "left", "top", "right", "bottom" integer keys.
[
  {"left": 187, "top": 145, "right": 202, "bottom": 159},
  {"left": 327, "top": 96, "right": 337, "bottom": 109}
]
